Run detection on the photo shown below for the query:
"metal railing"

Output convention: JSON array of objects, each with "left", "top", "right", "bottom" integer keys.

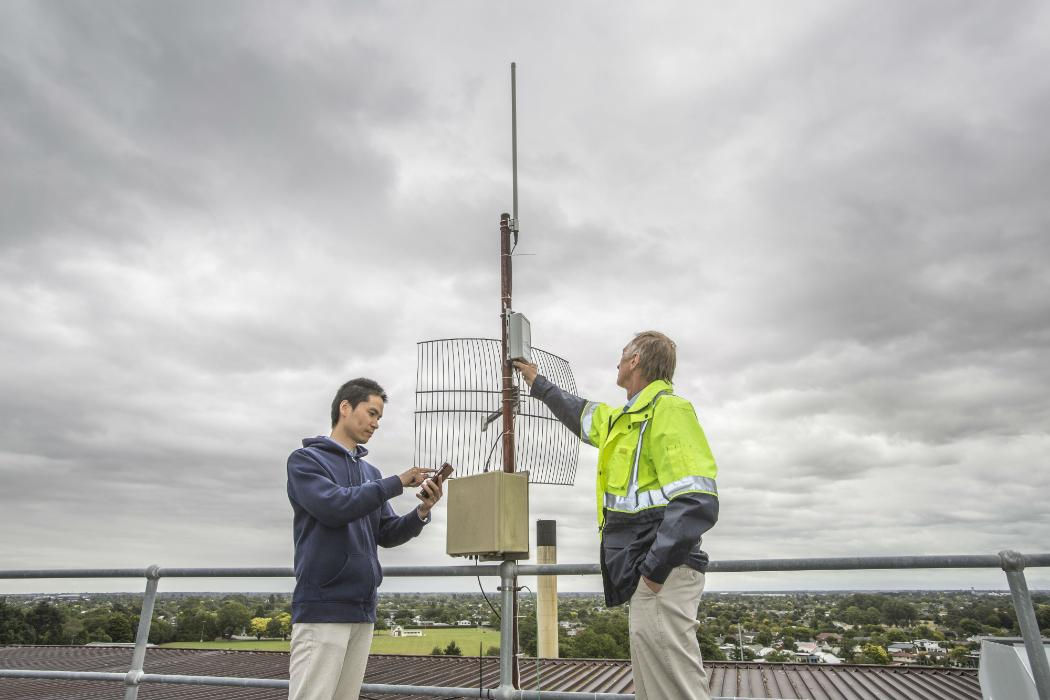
[{"left": 1, "top": 551, "right": 1049, "bottom": 700}]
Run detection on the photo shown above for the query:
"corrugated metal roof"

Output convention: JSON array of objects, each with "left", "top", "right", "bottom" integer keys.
[{"left": 0, "top": 646, "right": 981, "bottom": 699}]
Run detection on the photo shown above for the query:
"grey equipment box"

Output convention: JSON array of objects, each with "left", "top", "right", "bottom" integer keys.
[
  {"left": 446, "top": 471, "right": 530, "bottom": 560},
  {"left": 508, "top": 312, "right": 532, "bottom": 363}
]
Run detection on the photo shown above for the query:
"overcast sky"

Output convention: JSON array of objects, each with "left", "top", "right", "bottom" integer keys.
[{"left": 2, "top": 2, "right": 1048, "bottom": 596}]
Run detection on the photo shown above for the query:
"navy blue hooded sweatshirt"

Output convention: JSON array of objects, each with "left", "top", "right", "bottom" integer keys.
[{"left": 287, "top": 436, "right": 428, "bottom": 623}]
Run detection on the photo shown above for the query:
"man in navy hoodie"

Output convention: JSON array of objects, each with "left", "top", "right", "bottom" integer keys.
[{"left": 287, "top": 377, "right": 442, "bottom": 700}]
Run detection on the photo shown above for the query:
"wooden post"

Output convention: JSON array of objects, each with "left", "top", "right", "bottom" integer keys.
[{"left": 536, "top": 520, "right": 559, "bottom": 658}]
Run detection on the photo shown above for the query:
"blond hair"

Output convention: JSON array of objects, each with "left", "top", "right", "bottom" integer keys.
[{"left": 625, "top": 331, "right": 676, "bottom": 383}]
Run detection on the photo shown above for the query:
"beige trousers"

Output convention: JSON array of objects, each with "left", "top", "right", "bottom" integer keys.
[
  {"left": 288, "top": 622, "right": 373, "bottom": 700},
  {"left": 628, "top": 566, "right": 711, "bottom": 700}
]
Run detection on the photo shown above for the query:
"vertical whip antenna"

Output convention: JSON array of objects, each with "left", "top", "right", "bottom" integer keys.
[{"left": 511, "top": 62, "right": 519, "bottom": 239}]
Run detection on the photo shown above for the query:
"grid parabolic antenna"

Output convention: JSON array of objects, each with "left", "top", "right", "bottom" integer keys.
[{"left": 414, "top": 338, "right": 579, "bottom": 485}]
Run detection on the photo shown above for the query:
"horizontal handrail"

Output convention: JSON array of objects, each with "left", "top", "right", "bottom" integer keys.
[{"left": 4, "top": 552, "right": 1050, "bottom": 580}]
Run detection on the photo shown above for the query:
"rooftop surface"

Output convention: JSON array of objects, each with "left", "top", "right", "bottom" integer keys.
[{"left": 0, "top": 645, "right": 982, "bottom": 699}]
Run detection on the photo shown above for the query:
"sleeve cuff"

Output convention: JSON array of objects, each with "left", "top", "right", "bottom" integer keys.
[
  {"left": 416, "top": 507, "right": 432, "bottom": 524},
  {"left": 639, "top": 555, "right": 673, "bottom": 585}
]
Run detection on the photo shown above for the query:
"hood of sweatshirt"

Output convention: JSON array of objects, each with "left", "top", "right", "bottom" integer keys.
[{"left": 301, "top": 435, "right": 368, "bottom": 459}]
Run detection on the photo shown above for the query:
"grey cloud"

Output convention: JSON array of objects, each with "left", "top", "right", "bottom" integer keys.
[{"left": 1, "top": 2, "right": 419, "bottom": 254}]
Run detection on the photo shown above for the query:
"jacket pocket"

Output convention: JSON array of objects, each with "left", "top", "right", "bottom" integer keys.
[
  {"left": 604, "top": 442, "right": 636, "bottom": 490},
  {"left": 319, "top": 553, "right": 349, "bottom": 588},
  {"left": 372, "top": 557, "right": 384, "bottom": 587},
  {"left": 663, "top": 439, "right": 693, "bottom": 479},
  {"left": 320, "top": 553, "right": 377, "bottom": 602},
  {"left": 600, "top": 523, "right": 657, "bottom": 606}
]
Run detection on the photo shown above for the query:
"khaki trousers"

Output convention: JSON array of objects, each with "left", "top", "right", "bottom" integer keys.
[
  {"left": 628, "top": 566, "right": 711, "bottom": 700},
  {"left": 288, "top": 622, "right": 373, "bottom": 700}
]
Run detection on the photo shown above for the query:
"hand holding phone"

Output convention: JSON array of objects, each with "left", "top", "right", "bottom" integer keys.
[{"left": 418, "top": 462, "right": 453, "bottom": 498}]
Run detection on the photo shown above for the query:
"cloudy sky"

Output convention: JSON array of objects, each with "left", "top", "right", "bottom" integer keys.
[{"left": 2, "top": 2, "right": 1048, "bottom": 595}]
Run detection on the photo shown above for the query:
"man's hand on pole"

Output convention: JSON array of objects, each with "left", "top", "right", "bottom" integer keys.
[{"left": 512, "top": 359, "right": 538, "bottom": 387}]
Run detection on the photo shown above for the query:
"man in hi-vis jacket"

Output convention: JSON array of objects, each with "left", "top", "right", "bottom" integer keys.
[{"left": 515, "top": 331, "right": 718, "bottom": 700}]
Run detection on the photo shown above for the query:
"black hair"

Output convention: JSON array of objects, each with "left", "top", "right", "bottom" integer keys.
[{"left": 331, "top": 378, "right": 388, "bottom": 427}]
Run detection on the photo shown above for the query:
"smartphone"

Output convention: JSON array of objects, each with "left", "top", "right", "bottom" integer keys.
[{"left": 418, "top": 462, "right": 454, "bottom": 498}]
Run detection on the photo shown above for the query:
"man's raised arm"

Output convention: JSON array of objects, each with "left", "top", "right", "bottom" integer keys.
[{"left": 513, "top": 360, "right": 588, "bottom": 437}]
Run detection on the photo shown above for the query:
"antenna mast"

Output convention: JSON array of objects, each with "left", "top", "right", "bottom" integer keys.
[
  {"left": 501, "top": 61, "right": 521, "bottom": 690},
  {"left": 500, "top": 62, "right": 518, "bottom": 476}
]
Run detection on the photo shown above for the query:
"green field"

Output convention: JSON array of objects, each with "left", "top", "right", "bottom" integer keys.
[
  {"left": 160, "top": 628, "right": 500, "bottom": 655},
  {"left": 370, "top": 627, "right": 499, "bottom": 655}
]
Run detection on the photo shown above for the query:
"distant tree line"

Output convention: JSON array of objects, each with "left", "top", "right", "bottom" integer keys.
[
  {"left": 0, "top": 594, "right": 292, "bottom": 645},
  {"left": 515, "top": 606, "right": 724, "bottom": 661},
  {"left": 5, "top": 589, "right": 1048, "bottom": 668}
]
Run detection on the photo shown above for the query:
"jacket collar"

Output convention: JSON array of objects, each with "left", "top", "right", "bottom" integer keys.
[{"left": 623, "top": 379, "right": 673, "bottom": 414}]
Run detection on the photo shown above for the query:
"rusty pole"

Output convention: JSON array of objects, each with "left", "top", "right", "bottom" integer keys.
[{"left": 500, "top": 212, "right": 516, "bottom": 475}]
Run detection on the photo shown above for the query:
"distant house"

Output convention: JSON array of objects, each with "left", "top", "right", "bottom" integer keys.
[
  {"left": 391, "top": 626, "right": 423, "bottom": 638},
  {"left": 794, "top": 649, "right": 841, "bottom": 664},
  {"left": 913, "top": 639, "right": 943, "bottom": 653},
  {"left": 718, "top": 643, "right": 738, "bottom": 656},
  {"left": 456, "top": 620, "right": 472, "bottom": 627}
]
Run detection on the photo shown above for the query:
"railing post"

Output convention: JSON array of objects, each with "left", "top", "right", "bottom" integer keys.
[
  {"left": 123, "top": 564, "right": 161, "bottom": 700},
  {"left": 498, "top": 559, "right": 518, "bottom": 700},
  {"left": 1000, "top": 550, "right": 1050, "bottom": 700}
]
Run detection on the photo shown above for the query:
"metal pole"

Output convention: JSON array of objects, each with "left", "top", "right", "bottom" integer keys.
[
  {"left": 123, "top": 564, "right": 161, "bottom": 700},
  {"left": 1000, "top": 550, "right": 1050, "bottom": 700},
  {"left": 499, "top": 560, "right": 518, "bottom": 699}
]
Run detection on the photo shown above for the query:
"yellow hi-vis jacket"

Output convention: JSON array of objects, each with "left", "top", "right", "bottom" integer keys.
[
  {"left": 529, "top": 373, "right": 719, "bottom": 605},
  {"left": 580, "top": 379, "right": 719, "bottom": 528}
]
